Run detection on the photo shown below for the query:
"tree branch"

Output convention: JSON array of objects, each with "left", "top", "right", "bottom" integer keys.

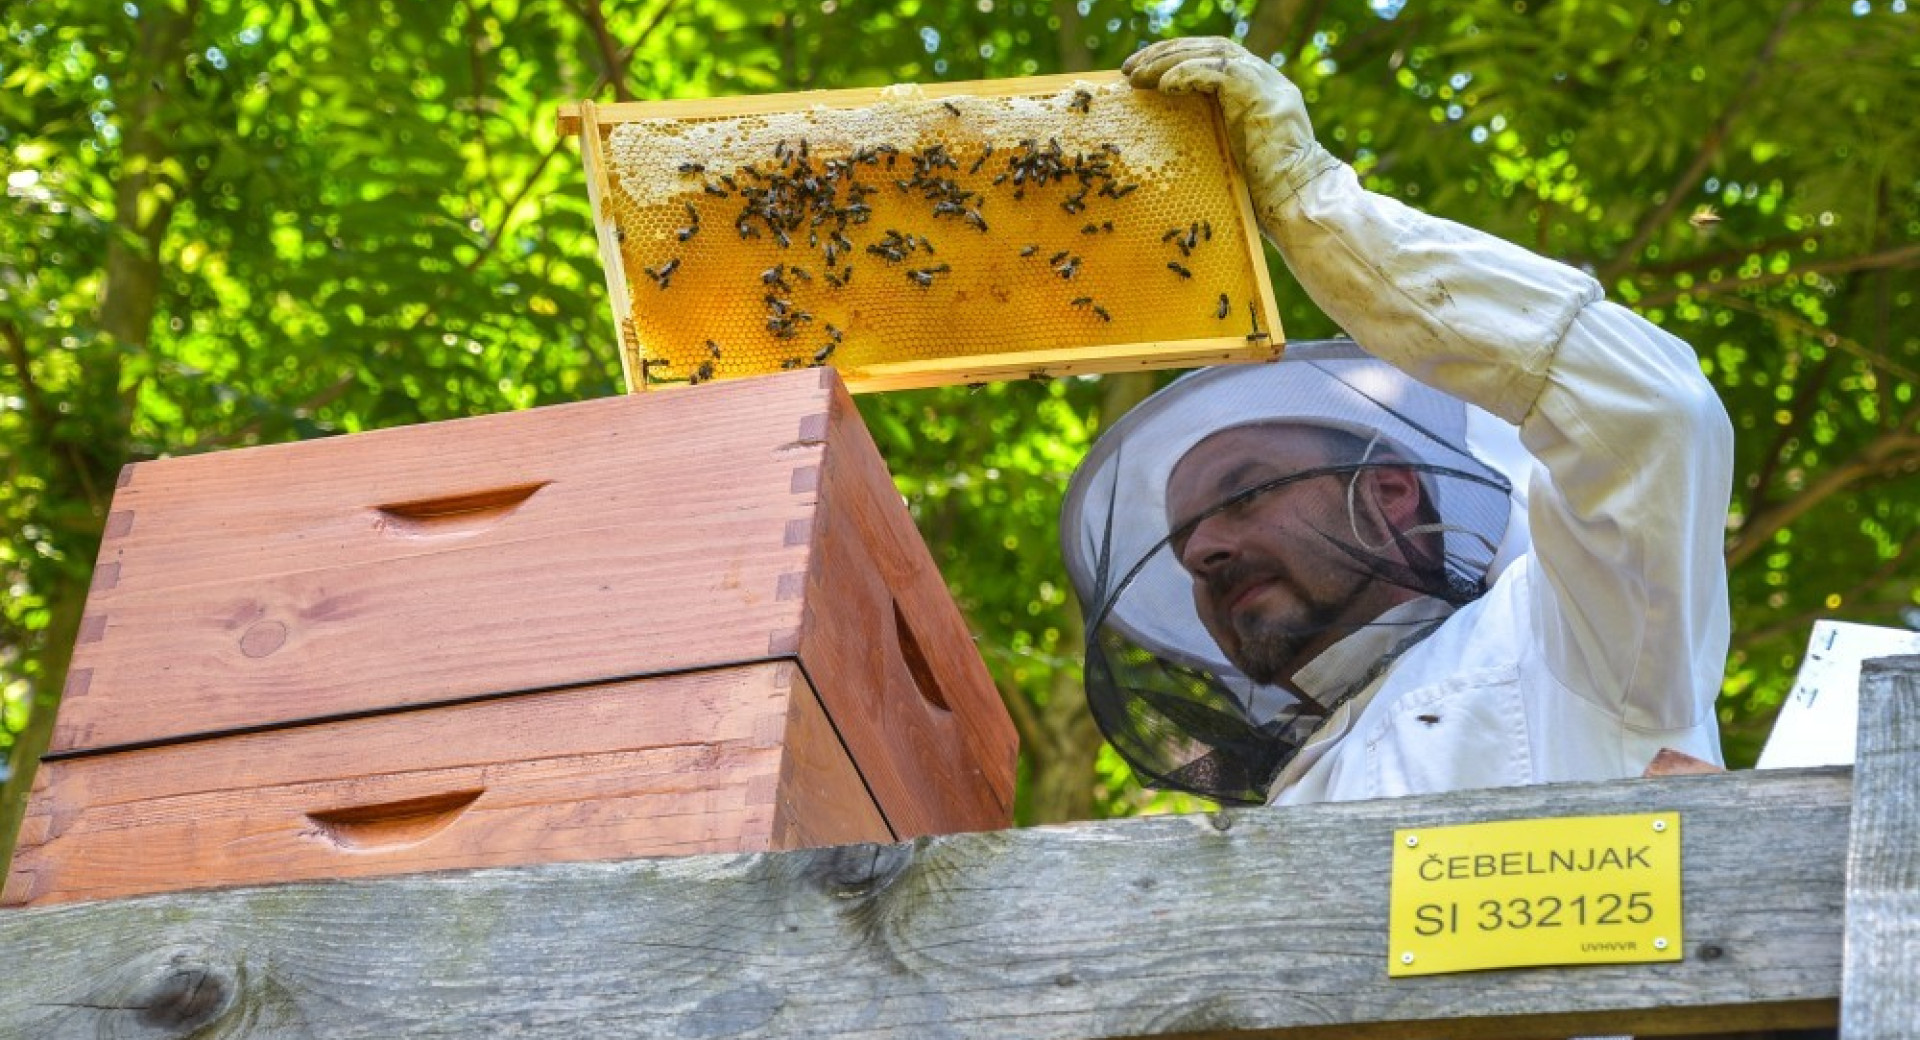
[
  {"left": 179, "top": 372, "right": 359, "bottom": 453},
  {"left": 1598, "top": 1, "right": 1804, "bottom": 283},
  {"left": 1631, "top": 231, "right": 1823, "bottom": 280},
  {"left": 1051, "top": 0, "right": 1094, "bottom": 73},
  {"left": 1711, "top": 292, "right": 1920, "bottom": 386},
  {"left": 1741, "top": 350, "right": 1835, "bottom": 527},
  {"left": 1728, "top": 418, "right": 1920, "bottom": 568},
  {"left": 576, "top": 0, "right": 636, "bottom": 102},
  {"left": 1634, "top": 242, "right": 1920, "bottom": 310},
  {"left": 467, "top": 0, "right": 678, "bottom": 274},
  {"left": 0, "top": 320, "right": 52, "bottom": 442},
  {"left": 1733, "top": 527, "right": 1920, "bottom": 651}
]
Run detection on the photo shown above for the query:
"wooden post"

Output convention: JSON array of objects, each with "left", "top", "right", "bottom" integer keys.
[
  {"left": 0, "top": 769, "right": 1849, "bottom": 1039},
  {"left": 1842, "top": 654, "right": 1920, "bottom": 1039}
]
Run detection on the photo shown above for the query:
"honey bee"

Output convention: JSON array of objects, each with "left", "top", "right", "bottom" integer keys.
[
  {"left": 645, "top": 258, "right": 680, "bottom": 288},
  {"left": 1092, "top": 305, "right": 1111, "bottom": 322},
  {"left": 1020, "top": 244, "right": 1039, "bottom": 257},
  {"left": 813, "top": 342, "right": 837, "bottom": 364},
  {"left": 1167, "top": 261, "right": 1192, "bottom": 279},
  {"left": 1216, "top": 293, "right": 1230, "bottom": 320},
  {"left": 706, "top": 339, "right": 723, "bottom": 359},
  {"left": 1070, "top": 296, "right": 1093, "bottom": 308},
  {"left": 678, "top": 162, "right": 706, "bottom": 174},
  {"left": 1069, "top": 89, "right": 1093, "bottom": 114},
  {"left": 1056, "top": 257, "right": 1081, "bottom": 279},
  {"left": 941, "top": 101, "right": 961, "bottom": 116},
  {"left": 690, "top": 360, "right": 716, "bottom": 385}
]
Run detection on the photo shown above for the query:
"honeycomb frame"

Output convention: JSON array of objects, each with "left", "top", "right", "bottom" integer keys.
[{"left": 559, "top": 72, "right": 1284, "bottom": 393}]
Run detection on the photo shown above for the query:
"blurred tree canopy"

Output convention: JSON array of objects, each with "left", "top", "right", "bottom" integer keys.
[{"left": 3, "top": 0, "right": 1916, "bottom": 864}]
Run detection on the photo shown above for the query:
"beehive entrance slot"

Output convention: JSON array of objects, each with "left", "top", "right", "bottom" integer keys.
[
  {"left": 373, "top": 482, "right": 549, "bottom": 538},
  {"left": 305, "top": 789, "right": 484, "bottom": 851},
  {"left": 893, "top": 599, "right": 952, "bottom": 713}
]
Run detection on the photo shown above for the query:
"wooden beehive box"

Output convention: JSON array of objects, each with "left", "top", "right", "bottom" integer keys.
[
  {"left": 4, "top": 369, "right": 1016, "bottom": 907},
  {"left": 559, "top": 72, "right": 1284, "bottom": 392}
]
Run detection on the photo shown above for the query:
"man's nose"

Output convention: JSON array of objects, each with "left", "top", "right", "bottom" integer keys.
[{"left": 1178, "top": 514, "right": 1236, "bottom": 573}]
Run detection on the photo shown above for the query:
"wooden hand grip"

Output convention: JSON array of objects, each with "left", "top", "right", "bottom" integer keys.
[
  {"left": 304, "top": 789, "right": 484, "bottom": 851},
  {"left": 372, "top": 481, "right": 549, "bottom": 537},
  {"left": 893, "top": 600, "right": 953, "bottom": 713}
]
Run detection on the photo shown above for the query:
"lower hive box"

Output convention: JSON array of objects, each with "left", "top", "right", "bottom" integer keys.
[
  {"left": 559, "top": 71, "right": 1285, "bottom": 392},
  {"left": 4, "top": 368, "right": 1016, "bottom": 907}
]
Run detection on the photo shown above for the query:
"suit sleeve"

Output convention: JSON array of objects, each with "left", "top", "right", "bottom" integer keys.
[{"left": 1257, "top": 146, "right": 1733, "bottom": 731}]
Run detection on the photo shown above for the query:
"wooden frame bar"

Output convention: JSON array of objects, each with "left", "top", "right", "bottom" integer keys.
[
  {"left": 557, "top": 74, "right": 1284, "bottom": 394},
  {"left": 9, "top": 659, "right": 1914, "bottom": 1037}
]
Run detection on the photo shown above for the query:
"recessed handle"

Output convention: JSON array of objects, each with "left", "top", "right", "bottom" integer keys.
[
  {"left": 305, "top": 789, "right": 484, "bottom": 850},
  {"left": 373, "top": 481, "right": 548, "bottom": 538},
  {"left": 893, "top": 600, "right": 953, "bottom": 713}
]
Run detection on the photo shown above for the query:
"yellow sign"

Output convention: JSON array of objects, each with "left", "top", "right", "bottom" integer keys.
[{"left": 1388, "top": 813, "right": 1682, "bottom": 977}]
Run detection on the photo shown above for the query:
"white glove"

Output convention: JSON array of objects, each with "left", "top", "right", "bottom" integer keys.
[{"left": 1122, "top": 37, "right": 1340, "bottom": 233}]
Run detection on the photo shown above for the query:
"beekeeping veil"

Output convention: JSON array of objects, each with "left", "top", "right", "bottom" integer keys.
[{"left": 1060, "top": 340, "right": 1530, "bottom": 804}]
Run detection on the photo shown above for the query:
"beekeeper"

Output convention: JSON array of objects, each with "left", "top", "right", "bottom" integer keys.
[{"left": 1059, "top": 38, "right": 1734, "bottom": 806}]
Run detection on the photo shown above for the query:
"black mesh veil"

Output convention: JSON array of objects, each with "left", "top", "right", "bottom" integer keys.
[{"left": 1060, "top": 341, "right": 1531, "bottom": 804}]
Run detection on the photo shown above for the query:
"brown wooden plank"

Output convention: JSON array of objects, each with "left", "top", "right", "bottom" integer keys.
[
  {"left": 1842, "top": 655, "right": 1920, "bottom": 1039},
  {"left": 794, "top": 382, "right": 1017, "bottom": 838},
  {"left": 770, "top": 662, "right": 894, "bottom": 850},
  {"left": 6, "top": 663, "right": 797, "bottom": 906},
  {"left": 0, "top": 770, "right": 1848, "bottom": 1039},
  {"left": 53, "top": 372, "right": 835, "bottom": 753}
]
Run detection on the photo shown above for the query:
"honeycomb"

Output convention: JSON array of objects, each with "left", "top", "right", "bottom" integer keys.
[{"left": 590, "top": 76, "right": 1280, "bottom": 391}]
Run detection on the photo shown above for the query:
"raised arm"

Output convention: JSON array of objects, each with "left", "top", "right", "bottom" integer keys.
[{"left": 1126, "top": 38, "right": 1733, "bottom": 736}]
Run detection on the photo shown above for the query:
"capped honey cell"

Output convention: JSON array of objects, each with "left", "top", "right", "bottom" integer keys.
[{"left": 562, "top": 72, "right": 1284, "bottom": 392}]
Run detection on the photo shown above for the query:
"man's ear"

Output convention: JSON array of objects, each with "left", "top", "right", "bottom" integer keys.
[{"left": 1361, "top": 466, "right": 1424, "bottom": 527}]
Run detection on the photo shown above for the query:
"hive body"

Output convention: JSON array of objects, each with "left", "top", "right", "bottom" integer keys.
[
  {"left": 5, "top": 370, "right": 1016, "bottom": 907},
  {"left": 564, "top": 73, "right": 1283, "bottom": 391}
]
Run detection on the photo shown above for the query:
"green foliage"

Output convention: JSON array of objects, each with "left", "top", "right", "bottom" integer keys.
[{"left": 2, "top": 0, "right": 1916, "bottom": 844}]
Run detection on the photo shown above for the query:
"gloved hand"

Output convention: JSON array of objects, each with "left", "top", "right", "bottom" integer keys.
[{"left": 1122, "top": 37, "right": 1339, "bottom": 225}]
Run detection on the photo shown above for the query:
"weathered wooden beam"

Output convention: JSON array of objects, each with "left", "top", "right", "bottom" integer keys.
[
  {"left": 0, "top": 767, "right": 1846, "bottom": 1039},
  {"left": 1843, "top": 654, "right": 1920, "bottom": 1039}
]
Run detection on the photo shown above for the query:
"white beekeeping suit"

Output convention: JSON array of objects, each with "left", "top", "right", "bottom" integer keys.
[{"left": 1059, "top": 39, "right": 1733, "bottom": 805}]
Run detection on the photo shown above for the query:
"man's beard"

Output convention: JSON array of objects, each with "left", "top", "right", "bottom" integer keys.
[{"left": 1211, "top": 558, "right": 1372, "bottom": 687}]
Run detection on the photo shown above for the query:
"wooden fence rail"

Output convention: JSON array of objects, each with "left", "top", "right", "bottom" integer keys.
[{"left": 1, "top": 655, "right": 1914, "bottom": 1040}]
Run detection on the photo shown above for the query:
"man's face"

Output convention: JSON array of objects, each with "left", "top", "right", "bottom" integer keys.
[{"left": 1165, "top": 424, "right": 1416, "bottom": 687}]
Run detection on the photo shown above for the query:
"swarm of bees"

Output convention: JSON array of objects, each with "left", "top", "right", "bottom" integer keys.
[{"left": 629, "top": 89, "right": 1257, "bottom": 386}]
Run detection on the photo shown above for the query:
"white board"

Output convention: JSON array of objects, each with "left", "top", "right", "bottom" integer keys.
[{"left": 1756, "top": 619, "right": 1920, "bottom": 769}]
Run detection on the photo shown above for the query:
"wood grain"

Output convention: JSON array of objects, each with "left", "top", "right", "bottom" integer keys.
[
  {"left": 770, "top": 662, "right": 895, "bottom": 850},
  {"left": 54, "top": 374, "right": 833, "bottom": 754},
  {"left": 0, "top": 769, "right": 1848, "bottom": 1039},
  {"left": 7, "top": 664, "right": 807, "bottom": 906},
  {"left": 1842, "top": 654, "right": 1920, "bottom": 1038},
  {"left": 794, "top": 380, "right": 1018, "bottom": 837}
]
